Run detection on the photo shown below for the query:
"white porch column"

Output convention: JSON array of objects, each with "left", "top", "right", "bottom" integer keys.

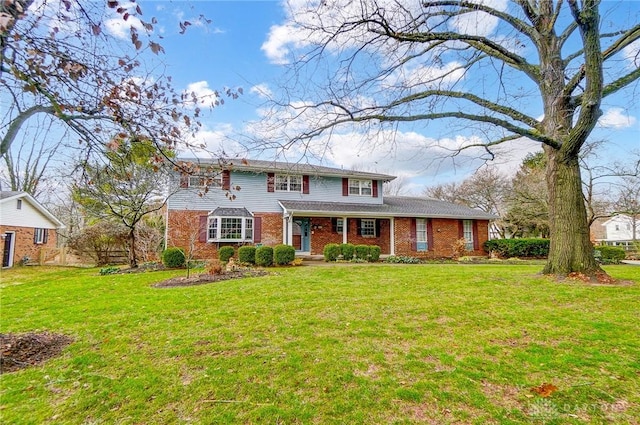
[
  {"left": 282, "top": 216, "right": 288, "bottom": 244},
  {"left": 390, "top": 217, "right": 395, "bottom": 255},
  {"left": 285, "top": 216, "right": 294, "bottom": 245},
  {"left": 343, "top": 216, "right": 348, "bottom": 244}
]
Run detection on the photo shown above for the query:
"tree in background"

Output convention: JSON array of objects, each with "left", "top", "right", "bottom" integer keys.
[
  {"left": 424, "top": 167, "right": 510, "bottom": 237},
  {"left": 73, "top": 139, "right": 174, "bottom": 268},
  {"left": 264, "top": 1, "right": 640, "bottom": 278},
  {"left": 504, "top": 153, "right": 550, "bottom": 238}
]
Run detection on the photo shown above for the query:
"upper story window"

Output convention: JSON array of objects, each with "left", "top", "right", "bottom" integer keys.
[
  {"left": 17, "top": 199, "right": 22, "bottom": 210},
  {"left": 349, "top": 179, "right": 372, "bottom": 196},
  {"left": 189, "top": 174, "right": 222, "bottom": 188},
  {"left": 275, "top": 174, "right": 302, "bottom": 192},
  {"left": 208, "top": 217, "right": 253, "bottom": 242}
]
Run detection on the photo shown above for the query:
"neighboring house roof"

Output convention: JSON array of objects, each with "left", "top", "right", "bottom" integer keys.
[
  {"left": 178, "top": 157, "right": 396, "bottom": 182},
  {"left": 0, "top": 191, "right": 65, "bottom": 229},
  {"left": 279, "top": 196, "right": 498, "bottom": 220},
  {"left": 590, "top": 216, "right": 609, "bottom": 240}
]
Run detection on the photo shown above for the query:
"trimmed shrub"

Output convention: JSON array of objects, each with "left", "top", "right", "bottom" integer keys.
[
  {"left": 369, "top": 245, "right": 381, "bottom": 262},
  {"left": 218, "top": 246, "right": 235, "bottom": 263},
  {"left": 255, "top": 246, "right": 274, "bottom": 267},
  {"left": 238, "top": 246, "right": 256, "bottom": 265},
  {"left": 595, "top": 246, "right": 626, "bottom": 264},
  {"left": 162, "top": 247, "right": 185, "bottom": 268},
  {"left": 340, "top": 243, "right": 355, "bottom": 261},
  {"left": 483, "top": 238, "right": 550, "bottom": 258},
  {"left": 355, "top": 244, "right": 370, "bottom": 260},
  {"left": 323, "top": 243, "right": 341, "bottom": 262},
  {"left": 274, "top": 244, "right": 296, "bottom": 266}
]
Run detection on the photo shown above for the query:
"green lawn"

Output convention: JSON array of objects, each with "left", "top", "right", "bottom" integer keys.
[{"left": 1, "top": 264, "right": 638, "bottom": 424}]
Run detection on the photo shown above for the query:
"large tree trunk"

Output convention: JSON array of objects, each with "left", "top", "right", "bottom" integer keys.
[{"left": 543, "top": 149, "right": 601, "bottom": 275}]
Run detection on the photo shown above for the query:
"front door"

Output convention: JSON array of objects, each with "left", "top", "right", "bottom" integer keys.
[
  {"left": 3, "top": 232, "right": 14, "bottom": 267},
  {"left": 292, "top": 218, "right": 311, "bottom": 252}
]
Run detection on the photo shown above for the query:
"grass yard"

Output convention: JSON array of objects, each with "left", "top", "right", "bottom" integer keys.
[{"left": 1, "top": 264, "right": 639, "bottom": 424}]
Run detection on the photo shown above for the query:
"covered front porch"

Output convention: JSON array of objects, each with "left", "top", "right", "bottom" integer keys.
[{"left": 279, "top": 201, "right": 397, "bottom": 256}]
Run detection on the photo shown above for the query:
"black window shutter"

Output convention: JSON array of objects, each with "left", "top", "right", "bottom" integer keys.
[
  {"left": 331, "top": 218, "right": 337, "bottom": 233},
  {"left": 427, "top": 219, "right": 434, "bottom": 251},
  {"left": 356, "top": 218, "right": 362, "bottom": 236},
  {"left": 410, "top": 218, "right": 417, "bottom": 251},
  {"left": 43, "top": 229, "right": 49, "bottom": 244},
  {"left": 33, "top": 229, "right": 38, "bottom": 244},
  {"left": 375, "top": 219, "right": 381, "bottom": 237}
]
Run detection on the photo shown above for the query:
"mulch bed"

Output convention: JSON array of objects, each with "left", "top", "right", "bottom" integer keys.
[
  {"left": 152, "top": 270, "right": 269, "bottom": 288},
  {"left": 1, "top": 332, "right": 73, "bottom": 374}
]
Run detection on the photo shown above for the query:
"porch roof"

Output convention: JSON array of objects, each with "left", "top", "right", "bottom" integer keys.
[{"left": 279, "top": 196, "right": 498, "bottom": 220}]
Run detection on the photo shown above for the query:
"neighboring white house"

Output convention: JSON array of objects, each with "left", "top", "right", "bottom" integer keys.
[
  {"left": 0, "top": 191, "right": 65, "bottom": 267},
  {"left": 593, "top": 214, "right": 640, "bottom": 251}
]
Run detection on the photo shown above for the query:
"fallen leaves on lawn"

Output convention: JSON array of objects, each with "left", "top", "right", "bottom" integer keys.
[{"left": 530, "top": 382, "right": 559, "bottom": 398}]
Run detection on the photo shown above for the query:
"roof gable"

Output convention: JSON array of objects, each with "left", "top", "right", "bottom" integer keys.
[{"left": 0, "top": 191, "right": 65, "bottom": 228}]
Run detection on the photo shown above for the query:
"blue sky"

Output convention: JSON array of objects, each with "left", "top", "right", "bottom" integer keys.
[{"left": 8, "top": 0, "right": 638, "bottom": 195}]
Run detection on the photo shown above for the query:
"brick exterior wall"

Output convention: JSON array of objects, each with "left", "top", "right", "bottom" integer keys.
[
  {"left": 1, "top": 225, "right": 58, "bottom": 266},
  {"left": 167, "top": 209, "right": 489, "bottom": 260},
  {"left": 394, "top": 218, "right": 489, "bottom": 258},
  {"left": 166, "top": 210, "right": 284, "bottom": 261}
]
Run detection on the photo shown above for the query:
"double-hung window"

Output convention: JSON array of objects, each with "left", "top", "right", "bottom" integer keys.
[
  {"left": 336, "top": 218, "right": 344, "bottom": 234},
  {"left": 208, "top": 217, "right": 254, "bottom": 242},
  {"left": 463, "top": 220, "right": 474, "bottom": 251},
  {"left": 275, "top": 174, "right": 302, "bottom": 192},
  {"left": 33, "top": 228, "right": 47, "bottom": 244},
  {"left": 416, "top": 219, "right": 428, "bottom": 251},
  {"left": 189, "top": 174, "right": 222, "bottom": 188},
  {"left": 349, "top": 179, "right": 372, "bottom": 196}
]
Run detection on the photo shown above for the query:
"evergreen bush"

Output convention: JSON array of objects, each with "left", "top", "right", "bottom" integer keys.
[
  {"left": 355, "top": 244, "right": 370, "bottom": 260},
  {"left": 594, "top": 246, "right": 626, "bottom": 264},
  {"left": 483, "top": 238, "right": 550, "bottom": 258},
  {"left": 369, "top": 245, "right": 381, "bottom": 262},
  {"left": 274, "top": 244, "right": 296, "bottom": 265},
  {"left": 238, "top": 246, "right": 256, "bottom": 264},
  {"left": 323, "top": 243, "right": 341, "bottom": 262},
  {"left": 218, "top": 246, "right": 235, "bottom": 263},
  {"left": 255, "top": 246, "right": 274, "bottom": 267},
  {"left": 340, "top": 243, "right": 355, "bottom": 261},
  {"left": 162, "top": 247, "right": 185, "bottom": 268}
]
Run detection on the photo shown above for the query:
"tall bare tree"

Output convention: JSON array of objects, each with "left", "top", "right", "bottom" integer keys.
[{"left": 264, "top": 0, "right": 640, "bottom": 277}]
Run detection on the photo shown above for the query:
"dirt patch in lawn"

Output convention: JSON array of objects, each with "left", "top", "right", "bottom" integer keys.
[
  {"left": 1, "top": 332, "right": 73, "bottom": 374},
  {"left": 153, "top": 270, "right": 269, "bottom": 288}
]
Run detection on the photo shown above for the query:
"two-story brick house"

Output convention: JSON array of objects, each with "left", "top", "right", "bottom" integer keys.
[{"left": 166, "top": 159, "right": 496, "bottom": 259}]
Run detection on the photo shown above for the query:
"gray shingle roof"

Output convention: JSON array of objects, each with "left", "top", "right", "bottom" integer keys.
[
  {"left": 178, "top": 158, "right": 396, "bottom": 181},
  {"left": 211, "top": 207, "right": 253, "bottom": 217},
  {"left": 0, "top": 191, "right": 22, "bottom": 200},
  {"left": 279, "top": 196, "right": 497, "bottom": 220}
]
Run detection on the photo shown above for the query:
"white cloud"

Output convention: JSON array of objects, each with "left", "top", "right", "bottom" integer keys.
[
  {"left": 179, "top": 124, "right": 247, "bottom": 159},
  {"left": 182, "top": 81, "right": 221, "bottom": 108},
  {"left": 598, "top": 108, "right": 637, "bottom": 129},
  {"left": 249, "top": 84, "right": 274, "bottom": 99},
  {"left": 450, "top": 0, "right": 509, "bottom": 36}
]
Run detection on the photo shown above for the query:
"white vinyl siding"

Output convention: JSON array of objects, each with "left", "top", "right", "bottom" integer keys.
[
  {"left": 189, "top": 174, "right": 222, "bottom": 188},
  {"left": 168, "top": 172, "right": 384, "bottom": 212}
]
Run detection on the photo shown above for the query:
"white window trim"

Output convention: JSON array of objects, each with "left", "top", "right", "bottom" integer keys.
[
  {"left": 275, "top": 174, "right": 302, "bottom": 192},
  {"left": 348, "top": 179, "right": 373, "bottom": 196},
  {"left": 34, "top": 228, "right": 46, "bottom": 244},
  {"left": 361, "top": 218, "right": 376, "bottom": 237},
  {"left": 189, "top": 174, "right": 222, "bottom": 188},
  {"left": 416, "top": 218, "right": 428, "bottom": 251},
  {"left": 463, "top": 220, "right": 474, "bottom": 251},
  {"left": 207, "top": 216, "right": 254, "bottom": 242}
]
